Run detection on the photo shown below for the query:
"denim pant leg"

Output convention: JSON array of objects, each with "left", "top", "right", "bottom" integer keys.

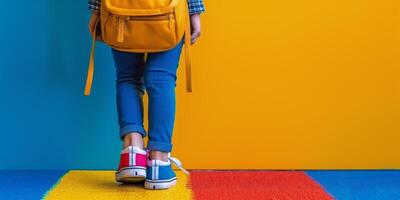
[
  {"left": 144, "top": 37, "right": 184, "bottom": 152},
  {"left": 111, "top": 49, "right": 148, "bottom": 141}
]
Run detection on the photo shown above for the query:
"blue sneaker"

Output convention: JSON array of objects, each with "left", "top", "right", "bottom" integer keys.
[{"left": 144, "top": 153, "right": 189, "bottom": 190}]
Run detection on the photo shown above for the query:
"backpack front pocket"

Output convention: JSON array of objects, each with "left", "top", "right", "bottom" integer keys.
[{"left": 103, "top": 12, "right": 178, "bottom": 52}]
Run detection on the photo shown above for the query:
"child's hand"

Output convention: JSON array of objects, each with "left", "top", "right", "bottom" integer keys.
[
  {"left": 190, "top": 14, "right": 202, "bottom": 44},
  {"left": 88, "top": 11, "right": 102, "bottom": 41}
]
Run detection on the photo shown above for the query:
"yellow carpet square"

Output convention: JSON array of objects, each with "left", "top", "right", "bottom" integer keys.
[{"left": 44, "top": 170, "right": 192, "bottom": 200}]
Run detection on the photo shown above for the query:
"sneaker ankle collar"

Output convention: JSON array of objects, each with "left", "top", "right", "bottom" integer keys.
[
  {"left": 147, "top": 159, "right": 171, "bottom": 166},
  {"left": 121, "top": 145, "right": 146, "bottom": 154}
]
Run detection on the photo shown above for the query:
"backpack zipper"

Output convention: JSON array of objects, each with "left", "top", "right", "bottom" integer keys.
[
  {"left": 126, "top": 13, "right": 172, "bottom": 21},
  {"left": 117, "top": 16, "right": 126, "bottom": 42}
]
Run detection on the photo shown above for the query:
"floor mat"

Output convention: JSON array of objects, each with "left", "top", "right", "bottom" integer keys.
[
  {"left": 1, "top": 170, "right": 398, "bottom": 199},
  {"left": 188, "top": 170, "right": 334, "bottom": 200},
  {"left": 43, "top": 170, "right": 192, "bottom": 200},
  {"left": 307, "top": 170, "right": 400, "bottom": 200},
  {"left": 0, "top": 170, "right": 67, "bottom": 200}
]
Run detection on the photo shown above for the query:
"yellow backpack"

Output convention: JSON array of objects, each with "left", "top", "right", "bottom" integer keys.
[{"left": 84, "top": 0, "right": 192, "bottom": 96}]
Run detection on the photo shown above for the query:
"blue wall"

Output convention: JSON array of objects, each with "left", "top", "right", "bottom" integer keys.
[{"left": 0, "top": 1, "right": 122, "bottom": 169}]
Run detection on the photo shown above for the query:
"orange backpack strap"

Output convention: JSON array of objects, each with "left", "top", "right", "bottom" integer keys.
[
  {"left": 184, "top": 2, "right": 192, "bottom": 93},
  {"left": 84, "top": 17, "right": 100, "bottom": 96}
]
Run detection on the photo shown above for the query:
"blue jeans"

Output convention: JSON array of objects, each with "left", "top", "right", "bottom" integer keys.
[{"left": 111, "top": 37, "right": 184, "bottom": 152}]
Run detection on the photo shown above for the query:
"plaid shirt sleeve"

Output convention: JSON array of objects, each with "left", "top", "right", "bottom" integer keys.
[
  {"left": 88, "top": 0, "right": 100, "bottom": 12},
  {"left": 188, "top": 0, "right": 206, "bottom": 14},
  {"left": 88, "top": 0, "right": 205, "bottom": 15}
]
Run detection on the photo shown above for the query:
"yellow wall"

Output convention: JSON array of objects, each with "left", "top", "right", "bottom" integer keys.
[{"left": 146, "top": 0, "right": 400, "bottom": 169}]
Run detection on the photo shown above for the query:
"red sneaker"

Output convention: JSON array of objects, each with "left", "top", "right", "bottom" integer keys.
[{"left": 115, "top": 145, "right": 148, "bottom": 183}]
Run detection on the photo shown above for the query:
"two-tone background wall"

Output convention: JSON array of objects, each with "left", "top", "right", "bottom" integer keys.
[{"left": 0, "top": 0, "right": 399, "bottom": 170}]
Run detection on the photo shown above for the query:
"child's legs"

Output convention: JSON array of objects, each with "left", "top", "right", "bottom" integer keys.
[
  {"left": 111, "top": 49, "right": 147, "bottom": 141},
  {"left": 144, "top": 38, "right": 184, "bottom": 153}
]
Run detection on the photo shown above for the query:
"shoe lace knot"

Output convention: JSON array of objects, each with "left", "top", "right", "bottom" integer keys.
[{"left": 168, "top": 153, "right": 189, "bottom": 175}]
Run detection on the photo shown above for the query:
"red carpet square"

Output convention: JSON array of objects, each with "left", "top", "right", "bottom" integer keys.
[{"left": 188, "top": 171, "right": 333, "bottom": 200}]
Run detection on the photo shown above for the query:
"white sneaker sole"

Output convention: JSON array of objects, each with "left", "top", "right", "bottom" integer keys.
[
  {"left": 144, "top": 177, "right": 177, "bottom": 190},
  {"left": 115, "top": 167, "right": 146, "bottom": 183}
]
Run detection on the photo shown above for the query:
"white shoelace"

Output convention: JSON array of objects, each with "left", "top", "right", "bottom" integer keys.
[{"left": 168, "top": 153, "right": 190, "bottom": 175}]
